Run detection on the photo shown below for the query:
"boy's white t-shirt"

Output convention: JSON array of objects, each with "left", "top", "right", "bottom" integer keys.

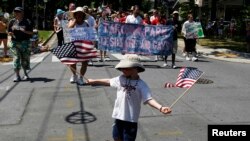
[
  {"left": 110, "top": 75, "right": 152, "bottom": 123},
  {"left": 125, "top": 15, "right": 143, "bottom": 24}
]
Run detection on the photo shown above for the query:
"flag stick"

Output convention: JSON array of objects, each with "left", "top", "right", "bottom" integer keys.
[
  {"left": 170, "top": 72, "right": 204, "bottom": 108},
  {"left": 67, "top": 64, "right": 89, "bottom": 82}
]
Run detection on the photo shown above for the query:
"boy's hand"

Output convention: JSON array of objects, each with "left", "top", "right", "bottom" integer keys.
[{"left": 160, "top": 106, "right": 172, "bottom": 114}]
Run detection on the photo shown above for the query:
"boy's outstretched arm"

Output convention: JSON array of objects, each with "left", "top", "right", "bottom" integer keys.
[
  {"left": 146, "top": 99, "right": 172, "bottom": 114},
  {"left": 87, "top": 79, "right": 111, "bottom": 86}
]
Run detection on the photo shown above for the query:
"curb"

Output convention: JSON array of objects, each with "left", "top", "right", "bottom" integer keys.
[
  {"left": 178, "top": 39, "right": 250, "bottom": 64},
  {"left": 41, "top": 31, "right": 55, "bottom": 46}
]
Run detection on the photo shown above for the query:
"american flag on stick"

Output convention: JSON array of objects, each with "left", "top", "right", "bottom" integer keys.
[
  {"left": 51, "top": 40, "right": 98, "bottom": 65},
  {"left": 165, "top": 67, "right": 203, "bottom": 88}
]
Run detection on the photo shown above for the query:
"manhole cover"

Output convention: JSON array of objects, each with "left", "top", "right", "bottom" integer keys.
[{"left": 196, "top": 78, "right": 213, "bottom": 84}]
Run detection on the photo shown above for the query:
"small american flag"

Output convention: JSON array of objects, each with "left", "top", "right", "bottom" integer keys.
[
  {"left": 51, "top": 40, "right": 98, "bottom": 65},
  {"left": 165, "top": 67, "right": 203, "bottom": 88}
]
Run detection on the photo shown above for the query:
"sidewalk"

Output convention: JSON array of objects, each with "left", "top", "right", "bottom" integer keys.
[{"left": 178, "top": 39, "right": 250, "bottom": 64}]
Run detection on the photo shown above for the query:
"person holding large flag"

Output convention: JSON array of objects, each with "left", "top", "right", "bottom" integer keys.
[{"left": 67, "top": 7, "right": 91, "bottom": 85}]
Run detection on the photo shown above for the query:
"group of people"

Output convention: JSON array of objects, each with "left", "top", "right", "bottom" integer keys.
[
  {"left": 2, "top": 4, "right": 173, "bottom": 141},
  {"left": 205, "top": 18, "right": 237, "bottom": 39},
  {"left": 4, "top": 4, "right": 201, "bottom": 141}
]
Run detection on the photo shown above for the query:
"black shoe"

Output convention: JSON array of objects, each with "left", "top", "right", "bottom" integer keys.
[{"left": 13, "top": 76, "right": 21, "bottom": 82}]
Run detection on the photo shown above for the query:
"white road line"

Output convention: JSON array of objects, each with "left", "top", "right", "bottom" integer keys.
[{"left": 30, "top": 52, "right": 50, "bottom": 63}]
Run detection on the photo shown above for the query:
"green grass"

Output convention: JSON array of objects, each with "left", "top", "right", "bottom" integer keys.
[
  {"left": 38, "top": 30, "right": 53, "bottom": 42},
  {"left": 197, "top": 38, "right": 247, "bottom": 52}
]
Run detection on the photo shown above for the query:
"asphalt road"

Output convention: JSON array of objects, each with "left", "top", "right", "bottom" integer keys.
[{"left": 0, "top": 36, "right": 250, "bottom": 141}]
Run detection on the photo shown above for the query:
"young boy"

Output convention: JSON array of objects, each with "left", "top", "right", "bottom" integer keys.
[{"left": 87, "top": 54, "right": 172, "bottom": 141}]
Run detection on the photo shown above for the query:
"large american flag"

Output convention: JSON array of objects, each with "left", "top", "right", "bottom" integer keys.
[
  {"left": 51, "top": 40, "right": 98, "bottom": 65},
  {"left": 165, "top": 67, "right": 203, "bottom": 88}
]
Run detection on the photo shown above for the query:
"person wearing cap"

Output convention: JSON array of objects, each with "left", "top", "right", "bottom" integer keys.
[
  {"left": 0, "top": 12, "right": 8, "bottom": 57},
  {"left": 53, "top": 9, "right": 65, "bottom": 46},
  {"left": 162, "top": 10, "right": 181, "bottom": 69},
  {"left": 8, "top": 7, "right": 33, "bottom": 82},
  {"left": 87, "top": 54, "right": 172, "bottom": 141},
  {"left": 67, "top": 7, "right": 90, "bottom": 85}
]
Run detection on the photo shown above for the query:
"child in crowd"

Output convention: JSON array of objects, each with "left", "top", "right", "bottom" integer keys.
[
  {"left": 30, "top": 29, "right": 49, "bottom": 54},
  {"left": 87, "top": 54, "right": 172, "bottom": 141}
]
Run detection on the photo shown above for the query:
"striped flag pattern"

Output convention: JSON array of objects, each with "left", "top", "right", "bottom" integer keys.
[
  {"left": 165, "top": 67, "right": 203, "bottom": 88},
  {"left": 51, "top": 40, "right": 98, "bottom": 65}
]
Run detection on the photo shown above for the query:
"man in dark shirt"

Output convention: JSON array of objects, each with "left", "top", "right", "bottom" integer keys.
[
  {"left": 163, "top": 11, "right": 181, "bottom": 69},
  {"left": 8, "top": 7, "right": 33, "bottom": 82}
]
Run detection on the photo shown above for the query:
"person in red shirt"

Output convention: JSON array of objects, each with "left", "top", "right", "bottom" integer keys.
[
  {"left": 119, "top": 11, "right": 127, "bottom": 23},
  {"left": 143, "top": 13, "right": 151, "bottom": 25}
]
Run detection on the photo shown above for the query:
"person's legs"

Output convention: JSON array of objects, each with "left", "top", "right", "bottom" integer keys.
[
  {"left": 171, "top": 54, "right": 176, "bottom": 68},
  {"left": 123, "top": 121, "right": 138, "bottom": 141},
  {"left": 12, "top": 42, "right": 22, "bottom": 82},
  {"left": 2, "top": 38, "right": 8, "bottom": 57},
  {"left": 57, "top": 30, "right": 64, "bottom": 46},
  {"left": 69, "top": 64, "right": 77, "bottom": 83},
  {"left": 162, "top": 55, "right": 168, "bottom": 67},
  {"left": 78, "top": 61, "right": 88, "bottom": 85},
  {"left": 19, "top": 41, "right": 31, "bottom": 80},
  {"left": 247, "top": 42, "right": 250, "bottom": 53},
  {"left": 172, "top": 40, "right": 177, "bottom": 68},
  {"left": 113, "top": 120, "right": 123, "bottom": 141}
]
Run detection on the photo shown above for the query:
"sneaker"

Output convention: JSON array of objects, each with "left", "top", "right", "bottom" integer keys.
[
  {"left": 154, "top": 56, "right": 158, "bottom": 61},
  {"left": 88, "top": 61, "right": 93, "bottom": 66},
  {"left": 182, "top": 52, "right": 187, "bottom": 56},
  {"left": 172, "top": 65, "right": 177, "bottom": 69},
  {"left": 162, "top": 63, "right": 168, "bottom": 67},
  {"left": 70, "top": 75, "right": 77, "bottom": 83},
  {"left": 104, "top": 57, "right": 110, "bottom": 61},
  {"left": 77, "top": 76, "right": 86, "bottom": 85},
  {"left": 186, "top": 56, "right": 191, "bottom": 61},
  {"left": 23, "top": 75, "right": 30, "bottom": 81},
  {"left": 13, "top": 76, "right": 21, "bottom": 82},
  {"left": 192, "top": 57, "right": 198, "bottom": 62}
]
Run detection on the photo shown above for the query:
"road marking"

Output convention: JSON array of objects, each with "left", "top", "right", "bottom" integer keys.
[
  {"left": 66, "top": 100, "right": 75, "bottom": 108},
  {"left": 52, "top": 55, "right": 60, "bottom": 62},
  {"left": 156, "top": 129, "right": 183, "bottom": 136},
  {"left": 30, "top": 52, "right": 50, "bottom": 63},
  {"left": 66, "top": 128, "right": 74, "bottom": 141},
  {"left": 47, "top": 128, "right": 87, "bottom": 141}
]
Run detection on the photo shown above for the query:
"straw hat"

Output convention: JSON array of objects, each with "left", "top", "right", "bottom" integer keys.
[
  {"left": 115, "top": 54, "right": 145, "bottom": 73},
  {"left": 72, "top": 7, "right": 85, "bottom": 13}
]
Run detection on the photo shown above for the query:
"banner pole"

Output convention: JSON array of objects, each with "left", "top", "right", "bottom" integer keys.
[{"left": 169, "top": 72, "right": 204, "bottom": 108}]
